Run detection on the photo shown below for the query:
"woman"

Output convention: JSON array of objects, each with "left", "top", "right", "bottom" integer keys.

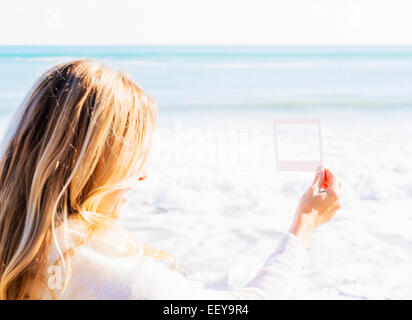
[{"left": 0, "top": 59, "right": 342, "bottom": 300}]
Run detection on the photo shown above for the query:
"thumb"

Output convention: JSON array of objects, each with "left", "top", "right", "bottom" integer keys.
[{"left": 312, "top": 166, "right": 324, "bottom": 190}]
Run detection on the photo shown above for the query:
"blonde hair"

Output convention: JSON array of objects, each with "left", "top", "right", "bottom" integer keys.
[{"left": 0, "top": 59, "right": 176, "bottom": 300}]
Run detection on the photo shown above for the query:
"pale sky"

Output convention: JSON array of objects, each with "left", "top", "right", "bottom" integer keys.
[{"left": 1, "top": 0, "right": 412, "bottom": 45}]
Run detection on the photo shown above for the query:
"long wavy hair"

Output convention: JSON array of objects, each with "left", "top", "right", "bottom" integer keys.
[{"left": 0, "top": 59, "right": 176, "bottom": 299}]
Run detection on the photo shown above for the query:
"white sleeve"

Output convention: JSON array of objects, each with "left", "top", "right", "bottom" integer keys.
[{"left": 130, "top": 232, "right": 307, "bottom": 300}]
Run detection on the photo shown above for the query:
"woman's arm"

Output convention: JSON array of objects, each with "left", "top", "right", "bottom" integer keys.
[
  {"left": 121, "top": 167, "right": 342, "bottom": 300},
  {"left": 120, "top": 231, "right": 307, "bottom": 300},
  {"left": 243, "top": 167, "right": 342, "bottom": 299}
]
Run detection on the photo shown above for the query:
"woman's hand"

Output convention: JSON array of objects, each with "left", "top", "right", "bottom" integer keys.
[{"left": 289, "top": 167, "right": 342, "bottom": 247}]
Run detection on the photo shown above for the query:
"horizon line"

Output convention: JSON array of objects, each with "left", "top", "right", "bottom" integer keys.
[{"left": 2, "top": 44, "right": 412, "bottom": 47}]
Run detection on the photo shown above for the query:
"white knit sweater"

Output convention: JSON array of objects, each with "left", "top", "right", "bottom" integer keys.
[{"left": 39, "top": 223, "right": 307, "bottom": 300}]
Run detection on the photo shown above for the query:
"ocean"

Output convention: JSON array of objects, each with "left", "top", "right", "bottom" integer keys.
[{"left": 0, "top": 46, "right": 411, "bottom": 299}]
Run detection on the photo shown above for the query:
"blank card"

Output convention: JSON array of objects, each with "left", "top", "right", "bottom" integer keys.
[{"left": 273, "top": 119, "right": 323, "bottom": 172}]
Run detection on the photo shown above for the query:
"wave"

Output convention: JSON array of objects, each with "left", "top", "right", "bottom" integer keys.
[
  {"left": 156, "top": 100, "right": 412, "bottom": 110},
  {"left": 3, "top": 45, "right": 412, "bottom": 60},
  {"left": 200, "top": 60, "right": 412, "bottom": 69},
  {"left": 6, "top": 56, "right": 412, "bottom": 71}
]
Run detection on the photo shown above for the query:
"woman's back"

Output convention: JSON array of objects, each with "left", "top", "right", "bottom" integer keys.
[{"left": 38, "top": 218, "right": 307, "bottom": 300}]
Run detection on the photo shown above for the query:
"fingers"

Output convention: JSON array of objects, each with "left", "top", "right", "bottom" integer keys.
[
  {"left": 325, "top": 168, "right": 337, "bottom": 190},
  {"left": 325, "top": 169, "right": 342, "bottom": 204},
  {"left": 312, "top": 167, "right": 343, "bottom": 210},
  {"left": 321, "top": 168, "right": 331, "bottom": 189},
  {"left": 312, "top": 166, "right": 325, "bottom": 191}
]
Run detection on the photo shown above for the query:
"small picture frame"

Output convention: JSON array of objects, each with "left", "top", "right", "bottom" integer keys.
[{"left": 273, "top": 118, "right": 324, "bottom": 172}]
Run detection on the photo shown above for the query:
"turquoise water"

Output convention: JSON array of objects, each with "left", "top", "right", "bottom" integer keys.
[{"left": 1, "top": 46, "right": 412, "bottom": 118}]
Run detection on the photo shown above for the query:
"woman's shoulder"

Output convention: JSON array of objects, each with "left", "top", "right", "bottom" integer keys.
[
  {"left": 44, "top": 219, "right": 168, "bottom": 299},
  {"left": 61, "top": 242, "right": 161, "bottom": 299}
]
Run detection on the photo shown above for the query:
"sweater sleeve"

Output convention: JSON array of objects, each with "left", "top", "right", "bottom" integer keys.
[
  {"left": 127, "top": 232, "right": 307, "bottom": 300},
  {"left": 242, "top": 232, "right": 308, "bottom": 299},
  {"left": 59, "top": 232, "right": 307, "bottom": 299}
]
